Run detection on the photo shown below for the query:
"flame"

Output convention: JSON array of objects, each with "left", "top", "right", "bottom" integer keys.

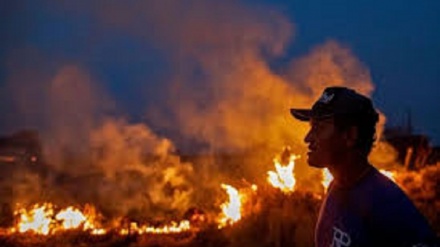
[
  {"left": 119, "top": 220, "right": 191, "bottom": 235},
  {"left": 267, "top": 154, "right": 298, "bottom": 193},
  {"left": 14, "top": 203, "right": 53, "bottom": 235},
  {"left": 379, "top": 169, "right": 396, "bottom": 182},
  {"left": 10, "top": 202, "right": 194, "bottom": 236},
  {"left": 55, "top": 207, "right": 86, "bottom": 230},
  {"left": 320, "top": 169, "right": 396, "bottom": 189},
  {"left": 12, "top": 203, "right": 105, "bottom": 235},
  {"left": 321, "top": 168, "right": 333, "bottom": 191},
  {"left": 218, "top": 184, "right": 242, "bottom": 228},
  {"left": 80, "top": 204, "right": 107, "bottom": 235},
  {"left": 251, "top": 184, "right": 258, "bottom": 191}
]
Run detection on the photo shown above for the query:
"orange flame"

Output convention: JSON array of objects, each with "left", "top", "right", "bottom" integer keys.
[
  {"left": 267, "top": 154, "right": 298, "bottom": 193},
  {"left": 14, "top": 203, "right": 53, "bottom": 235},
  {"left": 320, "top": 169, "right": 396, "bottom": 190},
  {"left": 11, "top": 203, "right": 106, "bottom": 235},
  {"left": 119, "top": 220, "right": 191, "bottom": 235},
  {"left": 379, "top": 169, "right": 396, "bottom": 182},
  {"left": 321, "top": 168, "right": 333, "bottom": 191},
  {"left": 55, "top": 207, "right": 87, "bottom": 230},
  {"left": 218, "top": 184, "right": 242, "bottom": 228},
  {"left": 10, "top": 202, "right": 194, "bottom": 236}
]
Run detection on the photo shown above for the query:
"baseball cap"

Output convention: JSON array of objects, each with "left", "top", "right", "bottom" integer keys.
[{"left": 290, "top": 86, "right": 377, "bottom": 121}]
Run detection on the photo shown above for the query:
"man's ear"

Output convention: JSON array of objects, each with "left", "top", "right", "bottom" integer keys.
[{"left": 344, "top": 126, "right": 359, "bottom": 148}]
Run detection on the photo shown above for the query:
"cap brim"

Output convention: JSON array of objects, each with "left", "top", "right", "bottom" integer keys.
[{"left": 290, "top": 108, "right": 312, "bottom": 121}]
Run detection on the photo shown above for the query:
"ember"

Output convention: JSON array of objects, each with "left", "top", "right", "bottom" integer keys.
[{"left": 119, "top": 220, "right": 191, "bottom": 235}]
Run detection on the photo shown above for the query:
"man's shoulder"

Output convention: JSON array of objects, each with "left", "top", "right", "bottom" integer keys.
[{"left": 359, "top": 167, "right": 404, "bottom": 195}]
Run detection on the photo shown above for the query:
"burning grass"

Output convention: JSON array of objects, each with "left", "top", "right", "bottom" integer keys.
[{"left": 0, "top": 149, "right": 438, "bottom": 247}]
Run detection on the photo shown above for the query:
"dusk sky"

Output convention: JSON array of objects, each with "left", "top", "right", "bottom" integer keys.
[{"left": 1, "top": 0, "right": 440, "bottom": 149}]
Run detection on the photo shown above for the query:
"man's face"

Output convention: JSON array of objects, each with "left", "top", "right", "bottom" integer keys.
[{"left": 304, "top": 117, "right": 346, "bottom": 168}]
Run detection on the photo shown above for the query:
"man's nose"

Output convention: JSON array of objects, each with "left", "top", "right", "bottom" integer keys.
[{"left": 304, "top": 130, "right": 312, "bottom": 143}]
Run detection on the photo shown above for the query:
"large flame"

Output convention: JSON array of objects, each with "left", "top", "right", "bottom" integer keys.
[
  {"left": 267, "top": 152, "right": 298, "bottom": 193},
  {"left": 14, "top": 203, "right": 53, "bottom": 235},
  {"left": 10, "top": 182, "right": 249, "bottom": 235},
  {"left": 11, "top": 183, "right": 256, "bottom": 235},
  {"left": 218, "top": 184, "right": 243, "bottom": 228},
  {"left": 55, "top": 206, "right": 87, "bottom": 230},
  {"left": 11, "top": 203, "right": 106, "bottom": 235},
  {"left": 11, "top": 203, "right": 194, "bottom": 236}
]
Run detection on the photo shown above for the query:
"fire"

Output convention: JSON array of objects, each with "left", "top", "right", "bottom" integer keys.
[
  {"left": 11, "top": 203, "right": 193, "bottom": 235},
  {"left": 119, "top": 220, "right": 191, "bottom": 235},
  {"left": 267, "top": 153, "right": 298, "bottom": 193},
  {"left": 321, "top": 169, "right": 396, "bottom": 189},
  {"left": 379, "top": 169, "right": 396, "bottom": 182},
  {"left": 11, "top": 203, "right": 106, "bottom": 235},
  {"left": 321, "top": 168, "right": 333, "bottom": 191},
  {"left": 218, "top": 184, "right": 242, "bottom": 228},
  {"left": 55, "top": 207, "right": 87, "bottom": 230},
  {"left": 14, "top": 203, "right": 53, "bottom": 235}
]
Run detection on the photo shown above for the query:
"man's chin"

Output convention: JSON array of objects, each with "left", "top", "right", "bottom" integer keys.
[{"left": 307, "top": 157, "right": 326, "bottom": 168}]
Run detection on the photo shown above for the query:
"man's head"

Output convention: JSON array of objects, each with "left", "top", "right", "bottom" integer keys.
[{"left": 290, "top": 86, "right": 379, "bottom": 168}]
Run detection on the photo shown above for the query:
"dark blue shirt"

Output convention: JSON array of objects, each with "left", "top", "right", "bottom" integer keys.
[{"left": 316, "top": 166, "right": 438, "bottom": 247}]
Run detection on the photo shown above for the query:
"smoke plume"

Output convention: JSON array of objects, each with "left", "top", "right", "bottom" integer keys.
[{"left": 0, "top": 0, "right": 397, "bottom": 219}]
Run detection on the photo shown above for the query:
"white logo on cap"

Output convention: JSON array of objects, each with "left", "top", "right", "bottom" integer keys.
[{"left": 318, "top": 91, "right": 334, "bottom": 104}]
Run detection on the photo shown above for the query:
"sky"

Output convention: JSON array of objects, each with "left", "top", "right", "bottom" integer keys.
[{"left": 1, "top": 0, "right": 440, "bottom": 149}]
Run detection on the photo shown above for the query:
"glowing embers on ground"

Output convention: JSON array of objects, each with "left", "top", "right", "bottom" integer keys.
[
  {"left": 9, "top": 185, "right": 252, "bottom": 235},
  {"left": 119, "top": 220, "right": 191, "bottom": 235},
  {"left": 11, "top": 203, "right": 192, "bottom": 236},
  {"left": 267, "top": 147, "right": 298, "bottom": 193},
  {"left": 11, "top": 203, "right": 106, "bottom": 235}
]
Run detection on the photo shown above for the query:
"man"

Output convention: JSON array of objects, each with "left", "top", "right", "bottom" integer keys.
[{"left": 290, "top": 86, "right": 438, "bottom": 247}]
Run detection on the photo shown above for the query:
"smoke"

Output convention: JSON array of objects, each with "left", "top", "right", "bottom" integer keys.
[
  {"left": 43, "top": 66, "right": 114, "bottom": 170},
  {"left": 1, "top": 0, "right": 399, "bottom": 218},
  {"left": 84, "top": 118, "right": 195, "bottom": 218},
  {"left": 2, "top": 52, "right": 196, "bottom": 218},
  {"left": 285, "top": 40, "right": 374, "bottom": 97},
  {"left": 81, "top": 1, "right": 379, "bottom": 155}
]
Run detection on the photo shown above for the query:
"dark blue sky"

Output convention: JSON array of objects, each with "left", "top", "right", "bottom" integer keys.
[
  {"left": 281, "top": 0, "right": 440, "bottom": 143},
  {"left": 1, "top": 1, "right": 440, "bottom": 146},
  {"left": 264, "top": 0, "right": 440, "bottom": 143}
]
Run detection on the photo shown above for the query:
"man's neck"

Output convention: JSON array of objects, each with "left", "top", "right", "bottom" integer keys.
[{"left": 329, "top": 154, "right": 372, "bottom": 188}]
